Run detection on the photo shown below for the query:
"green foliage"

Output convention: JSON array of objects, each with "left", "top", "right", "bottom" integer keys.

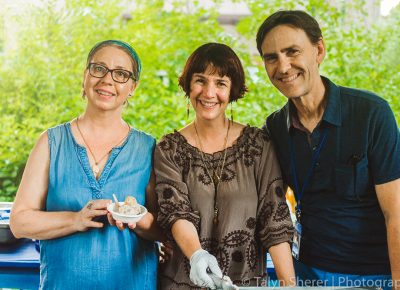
[{"left": 0, "top": 0, "right": 399, "bottom": 200}]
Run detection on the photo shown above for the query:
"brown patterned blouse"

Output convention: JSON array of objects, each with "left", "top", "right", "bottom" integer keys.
[{"left": 154, "top": 126, "right": 293, "bottom": 289}]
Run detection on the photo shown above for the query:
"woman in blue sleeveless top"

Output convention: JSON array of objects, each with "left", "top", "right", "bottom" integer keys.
[{"left": 10, "top": 40, "right": 161, "bottom": 289}]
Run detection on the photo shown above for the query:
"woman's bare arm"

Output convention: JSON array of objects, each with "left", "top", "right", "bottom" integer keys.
[{"left": 10, "top": 131, "right": 108, "bottom": 240}]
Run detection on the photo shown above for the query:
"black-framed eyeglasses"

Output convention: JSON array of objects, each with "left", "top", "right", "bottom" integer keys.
[{"left": 88, "top": 63, "right": 135, "bottom": 83}]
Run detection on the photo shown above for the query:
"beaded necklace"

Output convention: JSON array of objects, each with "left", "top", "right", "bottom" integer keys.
[{"left": 194, "top": 120, "right": 231, "bottom": 225}]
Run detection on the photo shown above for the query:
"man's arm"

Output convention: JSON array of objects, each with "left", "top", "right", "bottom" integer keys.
[{"left": 376, "top": 178, "right": 400, "bottom": 289}]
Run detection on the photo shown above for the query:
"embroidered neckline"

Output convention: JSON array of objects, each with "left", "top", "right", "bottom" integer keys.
[{"left": 173, "top": 125, "right": 252, "bottom": 157}]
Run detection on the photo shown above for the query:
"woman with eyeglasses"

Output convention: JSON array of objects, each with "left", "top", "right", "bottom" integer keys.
[{"left": 10, "top": 40, "right": 162, "bottom": 289}]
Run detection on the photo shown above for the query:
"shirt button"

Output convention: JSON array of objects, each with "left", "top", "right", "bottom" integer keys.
[{"left": 312, "top": 146, "right": 317, "bottom": 151}]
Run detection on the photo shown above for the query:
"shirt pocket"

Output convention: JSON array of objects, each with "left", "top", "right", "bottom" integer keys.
[{"left": 335, "top": 157, "right": 370, "bottom": 200}]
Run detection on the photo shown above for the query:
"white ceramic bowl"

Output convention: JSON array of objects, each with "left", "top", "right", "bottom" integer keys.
[{"left": 107, "top": 202, "right": 147, "bottom": 224}]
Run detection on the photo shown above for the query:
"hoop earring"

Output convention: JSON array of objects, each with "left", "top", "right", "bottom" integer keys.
[
  {"left": 186, "top": 97, "right": 190, "bottom": 119},
  {"left": 230, "top": 102, "right": 234, "bottom": 122}
]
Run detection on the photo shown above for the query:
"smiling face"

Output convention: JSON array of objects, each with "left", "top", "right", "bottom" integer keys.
[
  {"left": 83, "top": 46, "right": 136, "bottom": 111},
  {"left": 260, "top": 25, "right": 325, "bottom": 100},
  {"left": 189, "top": 65, "right": 231, "bottom": 122}
]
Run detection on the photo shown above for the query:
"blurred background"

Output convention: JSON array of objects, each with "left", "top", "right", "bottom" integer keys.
[{"left": 0, "top": 0, "right": 399, "bottom": 201}]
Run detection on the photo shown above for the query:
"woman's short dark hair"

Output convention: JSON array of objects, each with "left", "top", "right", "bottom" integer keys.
[
  {"left": 179, "top": 43, "right": 248, "bottom": 102},
  {"left": 256, "top": 10, "right": 323, "bottom": 56}
]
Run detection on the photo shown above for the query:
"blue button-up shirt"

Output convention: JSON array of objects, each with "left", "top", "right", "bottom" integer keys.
[{"left": 264, "top": 76, "right": 400, "bottom": 274}]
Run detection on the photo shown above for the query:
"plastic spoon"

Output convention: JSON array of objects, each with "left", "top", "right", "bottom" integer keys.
[{"left": 112, "top": 194, "right": 120, "bottom": 212}]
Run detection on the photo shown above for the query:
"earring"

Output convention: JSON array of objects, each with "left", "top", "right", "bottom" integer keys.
[
  {"left": 186, "top": 97, "right": 190, "bottom": 119},
  {"left": 81, "top": 83, "right": 85, "bottom": 99},
  {"left": 230, "top": 102, "right": 234, "bottom": 122}
]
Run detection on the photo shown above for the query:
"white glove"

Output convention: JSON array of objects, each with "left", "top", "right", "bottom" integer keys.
[{"left": 189, "top": 249, "right": 223, "bottom": 289}]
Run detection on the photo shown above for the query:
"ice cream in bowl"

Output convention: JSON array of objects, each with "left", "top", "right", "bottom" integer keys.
[{"left": 107, "top": 195, "right": 147, "bottom": 223}]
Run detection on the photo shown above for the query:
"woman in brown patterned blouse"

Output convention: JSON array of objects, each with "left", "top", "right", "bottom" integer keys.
[{"left": 154, "top": 43, "right": 295, "bottom": 289}]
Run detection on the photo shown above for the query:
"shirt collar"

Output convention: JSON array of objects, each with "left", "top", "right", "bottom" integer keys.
[
  {"left": 284, "top": 76, "right": 342, "bottom": 132},
  {"left": 321, "top": 76, "right": 342, "bottom": 127}
]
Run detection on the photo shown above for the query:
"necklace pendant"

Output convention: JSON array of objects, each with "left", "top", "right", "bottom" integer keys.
[
  {"left": 213, "top": 171, "right": 220, "bottom": 184},
  {"left": 213, "top": 207, "right": 219, "bottom": 225},
  {"left": 92, "top": 164, "right": 100, "bottom": 177}
]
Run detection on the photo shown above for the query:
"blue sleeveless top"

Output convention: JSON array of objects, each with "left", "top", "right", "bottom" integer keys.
[{"left": 40, "top": 122, "right": 158, "bottom": 290}]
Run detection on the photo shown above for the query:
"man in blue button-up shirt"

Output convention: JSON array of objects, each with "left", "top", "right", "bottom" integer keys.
[{"left": 256, "top": 10, "right": 400, "bottom": 289}]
